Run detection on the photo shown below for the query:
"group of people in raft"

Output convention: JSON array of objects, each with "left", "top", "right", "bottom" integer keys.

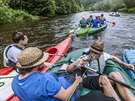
[
  {"left": 3, "top": 31, "right": 135, "bottom": 101},
  {"left": 79, "top": 14, "right": 106, "bottom": 28}
]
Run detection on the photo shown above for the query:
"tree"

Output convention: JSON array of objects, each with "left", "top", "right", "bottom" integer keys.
[{"left": 123, "top": 0, "right": 135, "bottom": 8}]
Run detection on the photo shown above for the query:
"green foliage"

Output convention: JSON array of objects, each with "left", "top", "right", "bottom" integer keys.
[
  {"left": 8, "top": 0, "right": 83, "bottom": 17},
  {"left": 93, "top": 0, "right": 125, "bottom": 12},
  {"left": 93, "top": 0, "right": 113, "bottom": 11},
  {"left": 119, "top": 7, "right": 135, "bottom": 13},
  {"left": 80, "top": 0, "right": 131, "bottom": 12},
  {"left": 40, "top": 0, "right": 56, "bottom": 16},
  {"left": 55, "top": 0, "right": 67, "bottom": 14},
  {"left": 128, "top": 8, "right": 135, "bottom": 13},
  {"left": 0, "top": 0, "right": 83, "bottom": 24},
  {"left": 0, "top": 4, "right": 38, "bottom": 24},
  {"left": 80, "top": 0, "right": 101, "bottom": 10},
  {"left": 119, "top": 8, "right": 129, "bottom": 12},
  {"left": 123, "top": 0, "right": 135, "bottom": 8}
]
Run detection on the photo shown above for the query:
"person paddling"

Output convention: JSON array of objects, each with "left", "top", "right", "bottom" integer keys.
[
  {"left": 99, "top": 14, "right": 106, "bottom": 25},
  {"left": 12, "top": 47, "right": 84, "bottom": 101},
  {"left": 87, "top": 15, "right": 94, "bottom": 27},
  {"left": 93, "top": 16, "right": 101, "bottom": 28},
  {"left": 3, "top": 31, "right": 28, "bottom": 70},
  {"left": 79, "top": 16, "right": 88, "bottom": 28},
  {"left": 80, "top": 40, "right": 135, "bottom": 101}
]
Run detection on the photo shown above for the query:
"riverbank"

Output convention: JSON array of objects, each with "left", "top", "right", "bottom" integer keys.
[
  {"left": 0, "top": 0, "right": 83, "bottom": 24},
  {"left": 119, "top": 7, "right": 135, "bottom": 13},
  {"left": 0, "top": 5, "right": 39, "bottom": 24}
]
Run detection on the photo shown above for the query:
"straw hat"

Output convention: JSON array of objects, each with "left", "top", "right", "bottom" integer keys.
[
  {"left": 90, "top": 40, "right": 104, "bottom": 54},
  {"left": 16, "top": 47, "right": 49, "bottom": 68}
]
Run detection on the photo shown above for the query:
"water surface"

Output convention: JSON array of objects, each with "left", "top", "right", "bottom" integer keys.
[{"left": 0, "top": 11, "right": 135, "bottom": 68}]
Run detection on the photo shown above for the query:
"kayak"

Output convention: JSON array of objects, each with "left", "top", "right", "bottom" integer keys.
[
  {"left": 0, "top": 37, "right": 72, "bottom": 101},
  {"left": 104, "top": 59, "right": 135, "bottom": 97},
  {"left": 76, "top": 27, "right": 90, "bottom": 36},
  {"left": 122, "top": 49, "right": 135, "bottom": 81},
  {"left": 0, "top": 67, "right": 13, "bottom": 75},
  {"left": 88, "top": 24, "right": 107, "bottom": 35},
  {"left": 50, "top": 48, "right": 135, "bottom": 98}
]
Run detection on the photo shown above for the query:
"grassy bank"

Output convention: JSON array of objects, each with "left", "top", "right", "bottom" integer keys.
[
  {"left": 119, "top": 7, "right": 135, "bottom": 13},
  {"left": 0, "top": 5, "right": 39, "bottom": 24}
]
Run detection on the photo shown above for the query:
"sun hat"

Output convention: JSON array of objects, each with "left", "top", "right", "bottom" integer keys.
[
  {"left": 90, "top": 40, "right": 104, "bottom": 54},
  {"left": 82, "top": 16, "right": 85, "bottom": 18},
  {"left": 16, "top": 47, "right": 49, "bottom": 68},
  {"left": 96, "top": 16, "right": 100, "bottom": 18}
]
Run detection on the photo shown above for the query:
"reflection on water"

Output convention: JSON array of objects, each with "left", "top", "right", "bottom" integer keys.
[{"left": 0, "top": 11, "right": 135, "bottom": 68}]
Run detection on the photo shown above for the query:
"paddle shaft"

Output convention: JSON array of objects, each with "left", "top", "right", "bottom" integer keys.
[
  {"left": 49, "top": 54, "right": 67, "bottom": 57},
  {"left": 83, "top": 65, "right": 135, "bottom": 91},
  {"left": 0, "top": 75, "right": 15, "bottom": 79},
  {"left": 106, "top": 21, "right": 112, "bottom": 23}
]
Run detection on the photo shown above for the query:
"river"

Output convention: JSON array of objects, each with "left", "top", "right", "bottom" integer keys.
[{"left": 0, "top": 11, "right": 135, "bottom": 68}]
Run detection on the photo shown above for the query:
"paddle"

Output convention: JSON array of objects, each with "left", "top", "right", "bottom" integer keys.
[
  {"left": 66, "top": 29, "right": 75, "bottom": 35},
  {"left": 67, "top": 29, "right": 75, "bottom": 34},
  {"left": 69, "top": 59, "right": 135, "bottom": 91},
  {"left": 0, "top": 75, "right": 15, "bottom": 79},
  {"left": 49, "top": 53, "right": 67, "bottom": 57},
  {"left": 83, "top": 65, "right": 135, "bottom": 91},
  {"left": 106, "top": 21, "right": 116, "bottom": 27}
]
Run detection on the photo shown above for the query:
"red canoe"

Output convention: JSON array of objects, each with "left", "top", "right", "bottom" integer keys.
[{"left": 0, "top": 37, "right": 72, "bottom": 101}]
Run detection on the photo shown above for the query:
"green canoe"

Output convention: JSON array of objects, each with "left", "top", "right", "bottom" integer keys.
[
  {"left": 49, "top": 49, "right": 135, "bottom": 98},
  {"left": 76, "top": 27, "right": 90, "bottom": 36},
  {"left": 88, "top": 24, "right": 107, "bottom": 35}
]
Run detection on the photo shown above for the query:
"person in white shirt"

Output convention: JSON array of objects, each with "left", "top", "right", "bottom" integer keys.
[
  {"left": 3, "top": 31, "right": 28, "bottom": 69},
  {"left": 82, "top": 40, "right": 134, "bottom": 101}
]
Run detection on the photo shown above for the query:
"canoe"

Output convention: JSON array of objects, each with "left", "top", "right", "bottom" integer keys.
[
  {"left": 0, "top": 37, "right": 72, "bottom": 101},
  {"left": 76, "top": 27, "right": 90, "bottom": 36},
  {"left": 50, "top": 48, "right": 135, "bottom": 98},
  {"left": 109, "top": 14, "right": 120, "bottom": 17},
  {"left": 122, "top": 49, "right": 135, "bottom": 81},
  {"left": 88, "top": 24, "right": 107, "bottom": 35}
]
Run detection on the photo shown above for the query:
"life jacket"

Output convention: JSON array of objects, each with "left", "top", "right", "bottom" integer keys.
[
  {"left": 80, "top": 19, "right": 87, "bottom": 27},
  {"left": 100, "top": 17, "right": 105, "bottom": 24},
  {"left": 3, "top": 44, "right": 23, "bottom": 69},
  {"left": 87, "top": 18, "right": 93, "bottom": 23}
]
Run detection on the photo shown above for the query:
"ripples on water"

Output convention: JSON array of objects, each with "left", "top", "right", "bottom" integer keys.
[{"left": 0, "top": 11, "right": 135, "bottom": 68}]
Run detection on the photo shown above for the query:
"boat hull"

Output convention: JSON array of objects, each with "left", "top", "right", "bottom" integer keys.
[
  {"left": 76, "top": 27, "right": 90, "bottom": 36},
  {"left": 88, "top": 24, "right": 107, "bottom": 35},
  {"left": 109, "top": 14, "right": 120, "bottom": 17},
  {"left": 50, "top": 48, "right": 135, "bottom": 97},
  {"left": 122, "top": 49, "right": 135, "bottom": 81}
]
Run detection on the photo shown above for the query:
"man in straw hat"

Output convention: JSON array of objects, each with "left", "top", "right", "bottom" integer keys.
[
  {"left": 81, "top": 40, "right": 135, "bottom": 101},
  {"left": 12, "top": 47, "right": 84, "bottom": 101}
]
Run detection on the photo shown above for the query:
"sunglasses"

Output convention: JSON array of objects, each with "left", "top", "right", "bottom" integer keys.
[{"left": 91, "top": 50, "right": 101, "bottom": 55}]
